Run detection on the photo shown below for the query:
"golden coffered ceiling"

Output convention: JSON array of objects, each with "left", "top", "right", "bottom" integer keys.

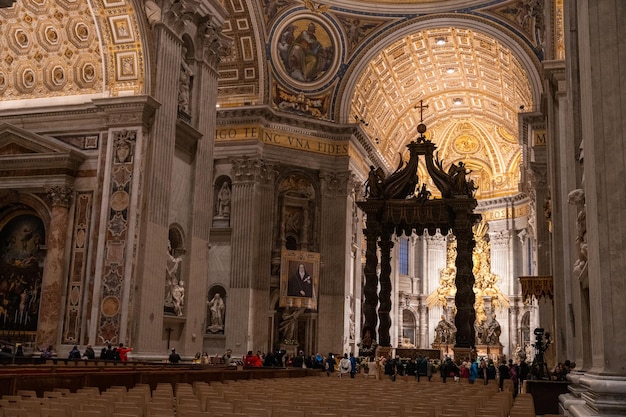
[
  {"left": 351, "top": 27, "right": 533, "bottom": 199},
  {"left": 0, "top": 0, "right": 145, "bottom": 105}
]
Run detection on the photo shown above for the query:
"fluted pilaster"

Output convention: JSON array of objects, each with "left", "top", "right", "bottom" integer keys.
[
  {"left": 317, "top": 171, "right": 352, "bottom": 354},
  {"left": 147, "top": 25, "right": 182, "bottom": 225},
  {"left": 226, "top": 157, "right": 274, "bottom": 354}
]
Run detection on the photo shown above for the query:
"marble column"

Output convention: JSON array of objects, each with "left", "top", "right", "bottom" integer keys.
[
  {"left": 454, "top": 225, "right": 476, "bottom": 348},
  {"left": 419, "top": 303, "right": 428, "bottom": 349},
  {"left": 362, "top": 227, "right": 379, "bottom": 341},
  {"left": 378, "top": 231, "right": 393, "bottom": 347},
  {"left": 563, "top": 1, "right": 626, "bottom": 415},
  {"left": 490, "top": 231, "right": 511, "bottom": 354},
  {"left": 37, "top": 185, "right": 73, "bottom": 348}
]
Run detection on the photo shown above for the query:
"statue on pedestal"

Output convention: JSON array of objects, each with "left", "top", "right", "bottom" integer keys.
[
  {"left": 434, "top": 314, "right": 457, "bottom": 345},
  {"left": 279, "top": 307, "right": 304, "bottom": 344}
]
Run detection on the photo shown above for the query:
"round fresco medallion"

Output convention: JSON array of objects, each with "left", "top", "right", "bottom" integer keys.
[
  {"left": 101, "top": 296, "right": 120, "bottom": 317},
  {"left": 110, "top": 190, "right": 130, "bottom": 212},
  {"left": 453, "top": 134, "right": 480, "bottom": 154},
  {"left": 273, "top": 14, "right": 340, "bottom": 89}
]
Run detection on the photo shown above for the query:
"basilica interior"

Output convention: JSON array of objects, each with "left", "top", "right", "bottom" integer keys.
[{"left": 0, "top": 0, "right": 625, "bottom": 415}]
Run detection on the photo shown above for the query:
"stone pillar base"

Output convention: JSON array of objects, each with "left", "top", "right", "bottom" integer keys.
[
  {"left": 376, "top": 346, "right": 392, "bottom": 359},
  {"left": 453, "top": 346, "right": 475, "bottom": 362},
  {"left": 562, "top": 373, "right": 626, "bottom": 416}
]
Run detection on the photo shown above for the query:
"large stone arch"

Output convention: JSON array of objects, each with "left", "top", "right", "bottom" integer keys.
[{"left": 337, "top": 16, "right": 542, "bottom": 123}]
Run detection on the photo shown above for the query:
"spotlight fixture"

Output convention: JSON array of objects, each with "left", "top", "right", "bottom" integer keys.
[
  {"left": 446, "top": 67, "right": 455, "bottom": 74},
  {"left": 453, "top": 98, "right": 463, "bottom": 105},
  {"left": 436, "top": 37, "right": 446, "bottom": 45},
  {"left": 354, "top": 115, "right": 369, "bottom": 126}
]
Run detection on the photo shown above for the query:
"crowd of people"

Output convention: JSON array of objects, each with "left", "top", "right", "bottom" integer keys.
[{"left": 20, "top": 341, "right": 577, "bottom": 388}]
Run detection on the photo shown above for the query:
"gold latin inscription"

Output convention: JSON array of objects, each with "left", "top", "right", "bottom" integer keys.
[{"left": 215, "top": 126, "right": 349, "bottom": 156}]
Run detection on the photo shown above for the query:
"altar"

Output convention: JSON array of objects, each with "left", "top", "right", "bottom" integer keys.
[
  {"left": 430, "top": 343, "right": 455, "bottom": 359},
  {"left": 475, "top": 344, "right": 502, "bottom": 361}
]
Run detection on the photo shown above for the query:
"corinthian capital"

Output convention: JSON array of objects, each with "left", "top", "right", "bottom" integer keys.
[
  {"left": 320, "top": 171, "right": 353, "bottom": 198},
  {"left": 47, "top": 185, "right": 74, "bottom": 208},
  {"left": 198, "top": 19, "right": 231, "bottom": 67}
]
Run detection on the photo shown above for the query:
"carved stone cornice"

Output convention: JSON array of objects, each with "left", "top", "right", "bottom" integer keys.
[
  {"left": 320, "top": 171, "right": 353, "bottom": 198},
  {"left": 477, "top": 193, "right": 529, "bottom": 210},
  {"left": 520, "top": 111, "right": 546, "bottom": 131},
  {"left": 231, "top": 156, "right": 276, "bottom": 185},
  {"left": 93, "top": 96, "right": 160, "bottom": 130},
  {"left": 47, "top": 185, "right": 74, "bottom": 208},
  {"left": 218, "top": 106, "right": 353, "bottom": 137},
  {"left": 543, "top": 60, "right": 566, "bottom": 95}
]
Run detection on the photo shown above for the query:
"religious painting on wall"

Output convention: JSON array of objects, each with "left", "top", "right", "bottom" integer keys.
[
  {"left": 0, "top": 213, "right": 45, "bottom": 336},
  {"left": 272, "top": 14, "right": 341, "bottom": 89},
  {"left": 280, "top": 250, "right": 320, "bottom": 310}
]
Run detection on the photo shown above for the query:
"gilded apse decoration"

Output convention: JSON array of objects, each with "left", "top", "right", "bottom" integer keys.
[
  {"left": 273, "top": 15, "right": 340, "bottom": 89},
  {"left": 427, "top": 237, "right": 458, "bottom": 309},
  {"left": 351, "top": 27, "right": 533, "bottom": 185},
  {"left": 472, "top": 221, "right": 509, "bottom": 324},
  {"left": 336, "top": 14, "right": 379, "bottom": 54},
  {"left": 273, "top": 84, "right": 330, "bottom": 119},
  {"left": 453, "top": 135, "right": 480, "bottom": 154}
]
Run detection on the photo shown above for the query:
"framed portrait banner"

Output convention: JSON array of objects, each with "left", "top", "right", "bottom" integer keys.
[{"left": 280, "top": 250, "right": 320, "bottom": 310}]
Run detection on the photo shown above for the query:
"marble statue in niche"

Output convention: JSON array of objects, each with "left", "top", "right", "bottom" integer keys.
[
  {"left": 165, "top": 240, "right": 184, "bottom": 316},
  {"left": 207, "top": 292, "right": 225, "bottom": 333},
  {"left": 178, "top": 52, "right": 193, "bottom": 114},
  {"left": 215, "top": 182, "right": 231, "bottom": 218}
]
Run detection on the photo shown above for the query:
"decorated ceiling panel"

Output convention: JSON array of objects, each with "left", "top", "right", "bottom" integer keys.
[
  {"left": 351, "top": 27, "right": 534, "bottom": 199},
  {"left": 0, "top": 0, "right": 103, "bottom": 100},
  {"left": 0, "top": 0, "right": 146, "bottom": 103}
]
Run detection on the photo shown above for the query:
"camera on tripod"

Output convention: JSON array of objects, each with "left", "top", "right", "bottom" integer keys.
[{"left": 533, "top": 328, "right": 551, "bottom": 353}]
